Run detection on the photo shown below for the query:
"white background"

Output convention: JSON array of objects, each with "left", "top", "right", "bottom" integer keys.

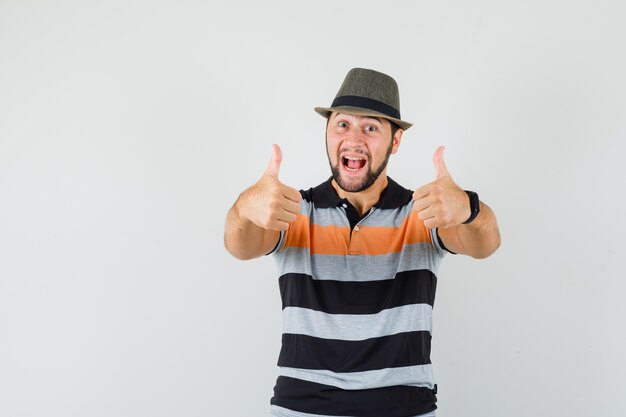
[{"left": 1, "top": 1, "right": 624, "bottom": 416}]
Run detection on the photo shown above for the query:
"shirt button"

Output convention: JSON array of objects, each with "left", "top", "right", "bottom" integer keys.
[
  {"left": 342, "top": 204, "right": 347, "bottom": 209},
  {"left": 354, "top": 225, "right": 360, "bottom": 232}
]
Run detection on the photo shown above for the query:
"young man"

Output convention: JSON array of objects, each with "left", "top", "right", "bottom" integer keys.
[{"left": 224, "top": 68, "right": 501, "bottom": 417}]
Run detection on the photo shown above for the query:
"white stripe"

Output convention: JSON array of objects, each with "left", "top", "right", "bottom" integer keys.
[
  {"left": 305, "top": 203, "right": 415, "bottom": 228},
  {"left": 280, "top": 364, "right": 435, "bottom": 390},
  {"left": 270, "top": 404, "right": 436, "bottom": 417},
  {"left": 270, "top": 405, "right": 356, "bottom": 417},
  {"left": 282, "top": 304, "right": 432, "bottom": 341},
  {"left": 277, "top": 242, "right": 442, "bottom": 282}
]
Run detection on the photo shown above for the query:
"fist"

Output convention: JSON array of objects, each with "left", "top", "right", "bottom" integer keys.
[
  {"left": 412, "top": 146, "right": 471, "bottom": 229},
  {"left": 238, "top": 144, "right": 302, "bottom": 231}
]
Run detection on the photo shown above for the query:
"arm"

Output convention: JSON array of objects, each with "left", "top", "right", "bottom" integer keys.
[
  {"left": 413, "top": 146, "right": 501, "bottom": 259},
  {"left": 224, "top": 144, "right": 301, "bottom": 260},
  {"left": 224, "top": 194, "right": 282, "bottom": 260},
  {"left": 438, "top": 200, "right": 501, "bottom": 259}
]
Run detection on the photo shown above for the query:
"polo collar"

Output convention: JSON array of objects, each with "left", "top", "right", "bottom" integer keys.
[{"left": 308, "top": 176, "right": 413, "bottom": 209}]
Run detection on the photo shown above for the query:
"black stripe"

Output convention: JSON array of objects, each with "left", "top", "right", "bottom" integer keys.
[
  {"left": 271, "top": 376, "right": 437, "bottom": 417},
  {"left": 278, "top": 269, "right": 437, "bottom": 314},
  {"left": 278, "top": 331, "right": 431, "bottom": 372},
  {"left": 301, "top": 176, "right": 412, "bottom": 208},
  {"left": 331, "top": 95, "right": 401, "bottom": 120}
]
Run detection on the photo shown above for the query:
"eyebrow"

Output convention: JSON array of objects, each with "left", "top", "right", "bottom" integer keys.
[
  {"left": 364, "top": 116, "right": 383, "bottom": 125},
  {"left": 334, "top": 113, "right": 384, "bottom": 125}
]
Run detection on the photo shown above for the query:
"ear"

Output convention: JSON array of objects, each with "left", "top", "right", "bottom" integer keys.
[{"left": 390, "top": 128, "right": 403, "bottom": 155}]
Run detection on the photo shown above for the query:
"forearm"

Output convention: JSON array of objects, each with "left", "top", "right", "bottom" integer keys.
[
  {"left": 454, "top": 201, "right": 501, "bottom": 259},
  {"left": 224, "top": 146, "right": 301, "bottom": 260},
  {"left": 224, "top": 194, "right": 278, "bottom": 260}
]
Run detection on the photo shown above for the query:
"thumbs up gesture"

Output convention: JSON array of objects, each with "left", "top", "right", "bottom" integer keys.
[
  {"left": 238, "top": 144, "right": 302, "bottom": 231},
  {"left": 412, "top": 146, "right": 471, "bottom": 229}
]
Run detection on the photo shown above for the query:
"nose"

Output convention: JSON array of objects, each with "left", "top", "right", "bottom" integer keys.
[{"left": 341, "top": 127, "right": 366, "bottom": 147}]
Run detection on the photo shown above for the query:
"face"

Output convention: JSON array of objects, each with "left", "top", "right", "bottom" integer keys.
[{"left": 326, "top": 112, "right": 402, "bottom": 193}]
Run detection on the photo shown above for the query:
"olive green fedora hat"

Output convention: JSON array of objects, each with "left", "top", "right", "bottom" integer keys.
[{"left": 314, "top": 67, "right": 413, "bottom": 130}]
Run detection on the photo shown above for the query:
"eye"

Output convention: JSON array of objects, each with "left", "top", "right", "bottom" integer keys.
[
  {"left": 365, "top": 125, "right": 378, "bottom": 132},
  {"left": 338, "top": 121, "right": 348, "bottom": 128}
]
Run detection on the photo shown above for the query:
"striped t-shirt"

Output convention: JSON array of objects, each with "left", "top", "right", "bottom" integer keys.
[{"left": 269, "top": 176, "right": 451, "bottom": 417}]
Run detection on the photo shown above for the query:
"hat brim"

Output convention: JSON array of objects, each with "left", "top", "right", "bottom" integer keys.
[{"left": 314, "top": 106, "right": 413, "bottom": 130}]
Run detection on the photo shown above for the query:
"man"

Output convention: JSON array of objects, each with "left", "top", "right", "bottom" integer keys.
[{"left": 224, "top": 68, "right": 501, "bottom": 417}]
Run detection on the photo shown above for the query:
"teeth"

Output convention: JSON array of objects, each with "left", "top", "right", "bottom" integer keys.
[{"left": 344, "top": 156, "right": 365, "bottom": 161}]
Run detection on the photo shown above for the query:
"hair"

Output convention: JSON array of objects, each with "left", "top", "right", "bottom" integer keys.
[{"left": 390, "top": 122, "right": 400, "bottom": 140}]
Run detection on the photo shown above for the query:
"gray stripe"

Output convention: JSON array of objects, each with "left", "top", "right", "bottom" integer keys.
[
  {"left": 300, "top": 201, "right": 349, "bottom": 226},
  {"left": 299, "top": 199, "right": 313, "bottom": 215},
  {"left": 300, "top": 201, "right": 416, "bottom": 228},
  {"left": 277, "top": 242, "right": 443, "bottom": 281},
  {"left": 280, "top": 364, "right": 434, "bottom": 390},
  {"left": 270, "top": 405, "right": 357, "bottom": 417},
  {"left": 431, "top": 227, "right": 444, "bottom": 252},
  {"left": 270, "top": 405, "right": 436, "bottom": 417},
  {"left": 271, "top": 230, "right": 287, "bottom": 254},
  {"left": 282, "top": 304, "right": 432, "bottom": 341}
]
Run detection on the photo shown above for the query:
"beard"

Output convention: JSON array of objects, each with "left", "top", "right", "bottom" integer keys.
[{"left": 328, "top": 138, "right": 394, "bottom": 193}]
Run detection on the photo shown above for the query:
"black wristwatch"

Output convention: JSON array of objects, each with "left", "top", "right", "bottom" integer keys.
[{"left": 463, "top": 190, "right": 480, "bottom": 224}]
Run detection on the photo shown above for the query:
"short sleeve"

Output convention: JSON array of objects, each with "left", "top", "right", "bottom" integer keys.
[
  {"left": 265, "top": 230, "right": 286, "bottom": 256},
  {"left": 431, "top": 227, "right": 457, "bottom": 255}
]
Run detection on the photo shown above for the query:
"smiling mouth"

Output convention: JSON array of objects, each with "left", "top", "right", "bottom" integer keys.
[{"left": 342, "top": 156, "right": 367, "bottom": 172}]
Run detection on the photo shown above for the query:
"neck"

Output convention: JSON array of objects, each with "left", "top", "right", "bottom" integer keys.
[{"left": 331, "top": 174, "right": 389, "bottom": 216}]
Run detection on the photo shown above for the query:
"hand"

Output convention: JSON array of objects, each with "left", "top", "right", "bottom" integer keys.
[
  {"left": 238, "top": 144, "right": 302, "bottom": 231},
  {"left": 412, "top": 146, "right": 471, "bottom": 229}
]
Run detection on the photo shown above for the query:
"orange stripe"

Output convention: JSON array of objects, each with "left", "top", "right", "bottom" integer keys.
[
  {"left": 284, "top": 215, "right": 350, "bottom": 255},
  {"left": 284, "top": 210, "right": 432, "bottom": 256}
]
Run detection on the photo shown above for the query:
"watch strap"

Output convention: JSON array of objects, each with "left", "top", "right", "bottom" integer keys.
[{"left": 463, "top": 190, "right": 480, "bottom": 224}]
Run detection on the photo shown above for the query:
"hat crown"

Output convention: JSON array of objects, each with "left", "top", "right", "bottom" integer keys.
[
  {"left": 335, "top": 68, "right": 400, "bottom": 111},
  {"left": 313, "top": 67, "right": 413, "bottom": 130}
]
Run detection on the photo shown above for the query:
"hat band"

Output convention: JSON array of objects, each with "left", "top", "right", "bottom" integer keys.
[{"left": 331, "top": 95, "right": 401, "bottom": 120}]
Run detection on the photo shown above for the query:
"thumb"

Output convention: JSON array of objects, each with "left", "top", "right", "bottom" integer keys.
[
  {"left": 433, "top": 146, "right": 450, "bottom": 179},
  {"left": 265, "top": 143, "right": 282, "bottom": 178}
]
